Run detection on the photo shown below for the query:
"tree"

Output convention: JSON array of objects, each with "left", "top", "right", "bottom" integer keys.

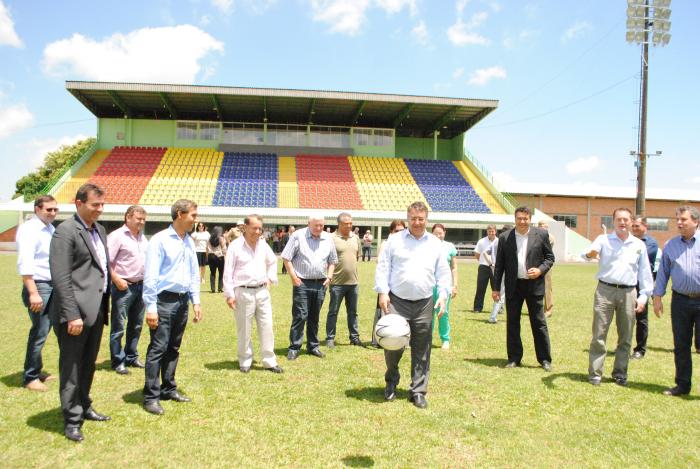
[{"left": 14, "top": 137, "right": 96, "bottom": 201}]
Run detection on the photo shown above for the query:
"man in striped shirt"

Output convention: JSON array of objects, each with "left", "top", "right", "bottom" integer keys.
[
  {"left": 653, "top": 205, "right": 700, "bottom": 396},
  {"left": 282, "top": 215, "right": 338, "bottom": 360}
]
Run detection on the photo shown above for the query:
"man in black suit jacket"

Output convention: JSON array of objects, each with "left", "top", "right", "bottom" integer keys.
[
  {"left": 49, "top": 183, "right": 111, "bottom": 442},
  {"left": 493, "top": 206, "right": 555, "bottom": 370}
]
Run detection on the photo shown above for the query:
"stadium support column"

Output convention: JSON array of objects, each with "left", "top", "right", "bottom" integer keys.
[
  {"left": 636, "top": 25, "right": 649, "bottom": 216},
  {"left": 433, "top": 131, "right": 439, "bottom": 160}
]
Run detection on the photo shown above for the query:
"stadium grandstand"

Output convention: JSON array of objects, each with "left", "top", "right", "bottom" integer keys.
[{"left": 1, "top": 81, "right": 584, "bottom": 258}]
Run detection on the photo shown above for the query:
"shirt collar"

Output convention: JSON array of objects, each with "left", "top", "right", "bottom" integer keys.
[
  {"left": 305, "top": 228, "right": 325, "bottom": 240},
  {"left": 403, "top": 228, "right": 428, "bottom": 241},
  {"left": 75, "top": 214, "right": 94, "bottom": 231},
  {"left": 610, "top": 231, "right": 634, "bottom": 244},
  {"left": 167, "top": 225, "right": 189, "bottom": 241}
]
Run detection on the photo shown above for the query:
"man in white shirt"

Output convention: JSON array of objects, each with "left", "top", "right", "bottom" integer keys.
[
  {"left": 223, "top": 214, "right": 282, "bottom": 374},
  {"left": 473, "top": 225, "right": 497, "bottom": 312},
  {"left": 375, "top": 201, "right": 450, "bottom": 409},
  {"left": 16, "top": 195, "right": 58, "bottom": 392},
  {"left": 582, "top": 207, "right": 653, "bottom": 386}
]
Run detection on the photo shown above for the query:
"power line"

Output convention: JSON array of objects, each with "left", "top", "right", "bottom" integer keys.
[{"left": 29, "top": 117, "right": 96, "bottom": 129}]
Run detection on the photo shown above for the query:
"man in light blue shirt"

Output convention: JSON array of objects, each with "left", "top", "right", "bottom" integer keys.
[
  {"left": 142, "top": 199, "right": 202, "bottom": 416},
  {"left": 583, "top": 207, "right": 653, "bottom": 386},
  {"left": 375, "top": 201, "right": 450, "bottom": 409},
  {"left": 653, "top": 205, "right": 700, "bottom": 396}
]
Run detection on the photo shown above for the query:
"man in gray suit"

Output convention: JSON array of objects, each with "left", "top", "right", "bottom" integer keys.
[{"left": 49, "top": 183, "right": 111, "bottom": 442}]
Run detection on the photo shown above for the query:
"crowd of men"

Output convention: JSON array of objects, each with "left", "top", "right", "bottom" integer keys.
[{"left": 15, "top": 182, "right": 700, "bottom": 441}]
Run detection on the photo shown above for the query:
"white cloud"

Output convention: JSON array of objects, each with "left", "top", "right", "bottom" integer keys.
[
  {"left": 310, "top": 0, "right": 371, "bottom": 36},
  {"left": 21, "top": 134, "right": 89, "bottom": 168},
  {"left": 565, "top": 155, "right": 601, "bottom": 175},
  {"left": 0, "top": 103, "right": 33, "bottom": 139},
  {"left": 447, "top": 19, "right": 489, "bottom": 46},
  {"left": 375, "top": 0, "right": 417, "bottom": 16},
  {"left": 561, "top": 20, "right": 591, "bottom": 43},
  {"left": 503, "top": 28, "right": 539, "bottom": 49},
  {"left": 687, "top": 176, "right": 700, "bottom": 184},
  {"left": 199, "top": 15, "right": 211, "bottom": 26},
  {"left": 42, "top": 25, "right": 224, "bottom": 84},
  {"left": 485, "top": 0, "right": 501, "bottom": 13},
  {"left": 467, "top": 66, "right": 506, "bottom": 86},
  {"left": 0, "top": 1, "right": 22, "bottom": 47},
  {"left": 211, "top": 0, "right": 234, "bottom": 15},
  {"left": 492, "top": 171, "right": 514, "bottom": 186},
  {"left": 456, "top": 0, "right": 470, "bottom": 15},
  {"left": 411, "top": 20, "right": 428, "bottom": 45}
]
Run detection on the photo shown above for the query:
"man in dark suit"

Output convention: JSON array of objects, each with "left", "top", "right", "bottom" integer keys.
[
  {"left": 493, "top": 206, "right": 555, "bottom": 371},
  {"left": 49, "top": 183, "right": 111, "bottom": 442}
]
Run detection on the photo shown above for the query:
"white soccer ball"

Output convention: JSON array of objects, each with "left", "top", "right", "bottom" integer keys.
[{"left": 374, "top": 313, "right": 410, "bottom": 351}]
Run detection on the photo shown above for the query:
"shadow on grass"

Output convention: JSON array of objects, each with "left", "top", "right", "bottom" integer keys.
[
  {"left": 95, "top": 359, "right": 113, "bottom": 371},
  {"left": 541, "top": 372, "right": 589, "bottom": 389},
  {"left": 122, "top": 388, "right": 144, "bottom": 405},
  {"left": 580, "top": 349, "right": 616, "bottom": 357},
  {"left": 345, "top": 386, "right": 406, "bottom": 403},
  {"left": 341, "top": 455, "right": 374, "bottom": 467},
  {"left": 463, "top": 357, "right": 541, "bottom": 368},
  {"left": 646, "top": 346, "right": 674, "bottom": 353},
  {"left": 26, "top": 407, "right": 63, "bottom": 436},
  {"left": 204, "top": 360, "right": 238, "bottom": 371},
  {"left": 1, "top": 371, "right": 24, "bottom": 388}
]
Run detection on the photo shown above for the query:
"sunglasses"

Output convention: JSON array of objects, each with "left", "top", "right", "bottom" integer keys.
[{"left": 45, "top": 208, "right": 59, "bottom": 212}]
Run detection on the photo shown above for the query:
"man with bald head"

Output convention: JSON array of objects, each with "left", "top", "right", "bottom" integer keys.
[{"left": 281, "top": 215, "right": 338, "bottom": 360}]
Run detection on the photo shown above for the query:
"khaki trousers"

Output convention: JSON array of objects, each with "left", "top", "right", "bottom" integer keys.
[{"left": 234, "top": 286, "right": 278, "bottom": 368}]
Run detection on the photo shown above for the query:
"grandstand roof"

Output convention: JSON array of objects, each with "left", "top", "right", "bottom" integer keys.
[{"left": 66, "top": 81, "right": 498, "bottom": 139}]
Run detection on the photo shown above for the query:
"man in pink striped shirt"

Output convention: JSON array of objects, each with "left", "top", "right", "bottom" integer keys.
[
  {"left": 223, "top": 214, "right": 282, "bottom": 374},
  {"left": 107, "top": 205, "right": 148, "bottom": 375}
]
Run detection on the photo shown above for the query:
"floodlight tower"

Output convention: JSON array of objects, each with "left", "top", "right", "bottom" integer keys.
[{"left": 626, "top": 0, "right": 671, "bottom": 216}]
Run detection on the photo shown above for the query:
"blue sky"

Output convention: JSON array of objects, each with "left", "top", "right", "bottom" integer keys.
[{"left": 0, "top": 0, "right": 698, "bottom": 202}]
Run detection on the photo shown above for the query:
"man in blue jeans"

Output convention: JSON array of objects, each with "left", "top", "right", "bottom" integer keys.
[
  {"left": 16, "top": 195, "right": 59, "bottom": 392},
  {"left": 142, "top": 199, "right": 202, "bottom": 416},
  {"left": 107, "top": 205, "right": 148, "bottom": 375},
  {"left": 325, "top": 212, "right": 363, "bottom": 348}
]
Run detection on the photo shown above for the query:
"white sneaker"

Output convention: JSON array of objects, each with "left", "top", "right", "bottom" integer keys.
[
  {"left": 441, "top": 342, "right": 450, "bottom": 350},
  {"left": 488, "top": 318, "right": 497, "bottom": 324}
]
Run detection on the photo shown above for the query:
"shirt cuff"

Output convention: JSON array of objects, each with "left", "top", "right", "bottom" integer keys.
[
  {"left": 146, "top": 303, "right": 157, "bottom": 314},
  {"left": 637, "top": 294, "right": 648, "bottom": 305}
]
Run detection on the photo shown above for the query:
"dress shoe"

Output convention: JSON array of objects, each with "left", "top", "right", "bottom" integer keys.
[
  {"left": 350, "top": 338, "right": 367, "bottom": 348},
  {"left": 38, "top": 372, "right": 56, "bottom": 382},
  {"left": 409, "top": 394, "right": 428, "bottom": 409},
  {"left": 542, "top": 361, "right": 552, "bottom": 372},
  {"left": 84, "top": 407, "right": 111, "bottom": 421},
  {"left": 128, "top": 359, "right": 145, "bottom": 368},
  {"left": 114, "top": 363, "right": 129, "bottom": 375},
  {"left": 287, "top": 349, "right": 299, "bottom": 360},
  {"left": 266, "top": 365, "right": 284, "bottom": 374},
  {"left": 326, "top": 339, "right": 335, "bottom": 349},
  {"left": 24, "top": 378, "right": 48, "bottom": 392},
  {"left": 504, "top": 361, "right": 520, "bottom": 368},
  {"left": 64, "top": 427, "right": 84, "bottom": 442},
  {"left": 240, "top": 366, "right": 251, "bottom": 373},
  {"left": 589, "top": 377, "right": 601, "bottom": 386},
  {"left": 143, "top": 401, "right": 164, "bottom": 415},
  {"left": 613, "top": 377, "right": 627, "bottom": 387},
  {"left": 663, "top": 386, "right": 689, "bottom": 397},
  {"left": 384, "top": 383, "right": 397, "bottom": 401},
  {"left": 631, "top": 351, "right": 644, "bottom": 360},
  {"left": 308, "top": 348, "right": 325, "bottom": 358},
  {"left": 162, "top": 391, "right": 191, "bottom": 403}
]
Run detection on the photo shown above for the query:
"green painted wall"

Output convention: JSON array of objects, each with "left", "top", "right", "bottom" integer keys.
[
  {"left": 396, "top": 134, "right": 464, "bottom": 160},
  {"left": 98, "top": 119, "right": 221, "bottom": 149},
  {"left": 0, "top": 210, "right": 19, "bottom": 234},
  {"left": 351, "top": 145, "right": 395, "bottom": 157}
]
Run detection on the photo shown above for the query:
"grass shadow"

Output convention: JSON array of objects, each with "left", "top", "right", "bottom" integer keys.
[
  {"left": 26, "top": 407, "right": 64, "bottom": 436},
  {"left": 541, "top": 372, "right": 589, "bottom": 389},
  {"left": 95, "top": 359, "right": 113, "bottom": 371},
  {"left": 345, "top": 386, "right": 406, "bottom": 403},
  {"left": 1, "top": 371, "right": 24, "bottom": 388},
  {"left": 341, "top": 455, "right": 374, "bottom": 467},
  {"left": 122, "top": 388, "right": 144, "bottom": 405},
  {"left": 463, "top": 357, "right": 514, "bottom": 368},
  {"left": 204, "top": 360, "right": 238, "bottom": 371},
  {"left": 646, "top": 346, "right": 674, "bottom": 353},
  {"left": 580, "top": 349, "right": 616, "bottom": 357}
]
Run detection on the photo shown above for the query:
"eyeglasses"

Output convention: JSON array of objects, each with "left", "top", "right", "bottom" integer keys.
[{"left": 45, "top": 208, "right": 59, "bottom": 212}]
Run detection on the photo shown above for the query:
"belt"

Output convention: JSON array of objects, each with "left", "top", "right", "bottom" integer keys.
[
  {"left": 158, "top": 290, "right": 189, "bottom": 299},
  {"left": 34, "top": 280, "right": 52, "bottom": 285},
  {"left": 673, "top": 290, "right": 700, "bottom": 299},
  {"left": 599, "top": 280, "right": 635, "bottom": 289},
  {"left": 239, "top": 284, "right": 266, "bottom": 289},
  {"left": 301, "top": 278, "right": 326, "bottom": 283},
  {"left": 126, "top": 280, "right": 143, "bottom": 286}
]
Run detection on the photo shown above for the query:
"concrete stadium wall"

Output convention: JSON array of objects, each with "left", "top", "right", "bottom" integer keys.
[{"left": 395, "top": 134, "right": 464, "bottom": 160}]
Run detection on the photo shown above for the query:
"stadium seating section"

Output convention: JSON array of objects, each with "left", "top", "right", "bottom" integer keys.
[{"left": 53, "top": 146, "right": 496, "bottom": 213}]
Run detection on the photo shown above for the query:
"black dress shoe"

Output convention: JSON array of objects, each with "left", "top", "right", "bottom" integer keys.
[
  {"left": 613, "top": 376, "right": 627, "bottom": 387},
  {"left": 350, "top": 339, "right": 367, "bottom": 348},
  {"left": 143, "top": 401, "right": 164, "bottom": 415},
  {"left": 384, "top": 383, "right": 397, "bottom": 401},
  {"left": 114, "top": 363, "right": 129, "bottom": 375},
  {"left": 542, "top": 361, "right": 552, "bottom": 372},
  {"left": 308, "top": 348, "right": 325, "bottom": 358},
  {"left": 409, "top": 394, "right": 428, "bottom": 409},
  {"left": 266, "top": 365, "right": 284, "bottom": 373},
  {"left": 287, "top": 349, "right": 299, "bottom": 360},
  {"left": 64, "top": 427, "right": 84, "bottom": 442},
  {"left": 504, "top": 361, "right": 520, "bottom": 368},
  {"left": 128, "top": 359, "right": 145, "bottom": 368},
  {"left": 162, "top": 391, "right": 191, "bottom": 403},
  {"left": 84, "top": 407, "right": 111, "bottom": 421},
  {"left": 663, "top": 386, "right": 689, "bottom": 396}
]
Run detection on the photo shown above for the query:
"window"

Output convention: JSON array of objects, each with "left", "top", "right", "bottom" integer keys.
[
  {"left": 353, "top": 128, "right": 371, "bottom": 146},
  {"left": 601, "top": 216, "right": 613, "bottom": 230},
  {"left": 199, "top": 122, "right": 220, "bottom": 140},
  {"left": 176, "top": 121, "right": 197, "bottom": 140},
  {"left": 553, "top": 215, "right": 577, "bottom": 228},
  {"left": 222, "top": 122, "right": 264, "bottom": 144},
  {"left": 646, "top": 217, "right": 669, "bottom": 231},
  {"left": 373, "top": 129, "right": 394, "bottom": 147}
]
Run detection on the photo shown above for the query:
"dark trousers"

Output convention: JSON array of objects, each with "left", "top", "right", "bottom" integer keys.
[
  {"left": 208, "top": 254, "right": 225, "bottom": 292},
  {"left": 54, "top": 308, "right": 105, "bottom": 428},
  {"left": 288, "top": 279, "right": 326, "bottom": 351},
  {"left": 633, "top": 306, "right": 649, "bottom": 355},
  {"left": 22, "top": 282, "right": 53, "bottom": 384},
  {"left": 144, "top": 291, "right": 189, "bottom": 403},
  {"left": 326, "top": 284, "right": 360, "bottom": 341},
  {"left": 110, "top": 283, "right": 144, "bottom": 368},
  {"left": 362, "top": 246, "right": 372, "bottom": 261},
  {"left": 473, "top": 264, "right": 494, "bottom": 311},
  {"left": 506, "top": 279, "right": 552, "bottom": 365},
  {"left": 670, "top": 292, "right": 700, "bottom": 392},
  {"left": 384, "top": 293, "right": 434, "bottom": 397},
  {"left": 371, "top": 295, "right": 382, "bottom": 346}
]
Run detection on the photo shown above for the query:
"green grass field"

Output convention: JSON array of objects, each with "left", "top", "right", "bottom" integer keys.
[{"left": 0, "top": 254, "right": 697, "bottom": 468}]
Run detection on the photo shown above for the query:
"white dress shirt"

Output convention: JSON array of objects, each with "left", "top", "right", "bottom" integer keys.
[
  {"left": 223, "top": 236, "right": 278, "bottom": 298},
  {"left": 16, "top": 216, "right": 55, "bottom": 281},
  {"left": 474, "top": 236, "right": 496, "bottom": 266},
  {"left": 374, "top": 229, "right": 451, "bottom": 300},
  {"left": 515, "top": 230, "right": 529, "bottom": 279}
]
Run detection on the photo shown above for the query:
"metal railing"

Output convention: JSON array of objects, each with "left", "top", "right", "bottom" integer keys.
[
  {"left": 462, "top": 149, "right": 517, "bottom": 213},
  {"left": 41, "top": 141, "right": 98, "bottom": 196}
]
